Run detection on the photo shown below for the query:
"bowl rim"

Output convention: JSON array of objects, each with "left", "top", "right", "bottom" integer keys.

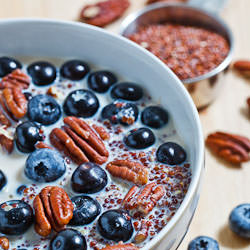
[
  {"left": 120, "top": 2, "right": 234, "bottom": 84},
  {"left": 0, "top": 18, "right": 204, "bottom": 249}
]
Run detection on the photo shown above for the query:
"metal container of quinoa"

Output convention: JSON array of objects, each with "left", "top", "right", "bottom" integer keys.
[{"left": 120, "top": 0, "right": 234, "bottom": 110}]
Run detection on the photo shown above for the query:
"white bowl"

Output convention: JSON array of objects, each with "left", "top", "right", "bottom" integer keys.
[{"left": 0, "top": 19, "right": 204, "bottom": 250}]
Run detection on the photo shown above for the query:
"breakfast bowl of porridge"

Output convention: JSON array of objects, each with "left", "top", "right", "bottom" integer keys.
[{"left": 0, "top": 19, "right": 204, "bottom": 250}]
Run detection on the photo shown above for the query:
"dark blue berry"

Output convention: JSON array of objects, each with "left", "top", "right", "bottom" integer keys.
[
  {"left": 188, "top": 236, "right": 219, "bottom": 250},
  {"left": 156, "top": 142, "right": 186, "bottom": 165},
  {"left": 88, "top": 70, "right": 117, "bottom": 93},
  {"left": 71, "top": 162, "right": 107, "bottom": 194},
  {"left": 0, "top": 170, "right": 7, "bottom": 191},
  {"left": 23, "top": 92, "right": 32, "bottom": 101},
  {"left": 27, "top": 61, "right": 56, "bottom": 86},
  {"left": 50, "top": 229, "right": 87, "bottom": 250},
  {"left": 98, "top": 209, "right": 133, "bottom": 242},
  {"left": 101, "top": 101, "right": 139, "bottom": 126},
  {"left": 25, "top": 148, "right": 66, "bottom": 183},
  {"left": 111, "top": 82, "right": 143, "bottom": 101},
  {"left": 70, "top": 195, "right": 101, "bottom": 226},
  {"left": 16, "top": 185, "right": 27, "bottom": 195},
  {"left": 15, "top": 121, "right": 44, "bottom": 153},
  {"left": 141, "top": 106, "right": 169, "bottom": 129},
  {"left": 28, "top": 94, "right": 61, "bottom": 125},
  {"left": 0, "top": 200, "right": 33, "bottom": 235},
  {"left": 229, "top": 203, "right": 250, "bottom": 238},
  {"left": 0, "top": 56, "right": 22, "bottom": 77},
  {"left": 63, "top": 89, "right": 99, "bottom": 118},
  {"left": 124, "top": 127, "right": 155, "bottom": 149},
  {"left": 60, "top": 60, "right": 89, "bottom": 80}
]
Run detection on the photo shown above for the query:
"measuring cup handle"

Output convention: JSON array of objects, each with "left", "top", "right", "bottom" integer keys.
[{"left": 187, "top": 0, "right": 229, "bottom": 15}]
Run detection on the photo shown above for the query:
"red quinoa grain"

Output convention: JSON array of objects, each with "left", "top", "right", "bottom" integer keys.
[{"left": 128, "top": 24, "right": 229, "bottom": 80}]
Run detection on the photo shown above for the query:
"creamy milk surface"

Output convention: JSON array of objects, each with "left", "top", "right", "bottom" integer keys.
[{"left": 0, "top": 56, "right": 191, "bottom": 249}]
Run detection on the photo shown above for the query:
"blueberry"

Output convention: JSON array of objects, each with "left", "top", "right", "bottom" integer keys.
[
  {"left": 28, "top": 94, "right": 61, "bottom": 125},
  {"left": 15, "top": 121, "right": 44, "bottom": 153},
  {"left": 98, "top": 209, "right": 133, "bottom": 242},
  {"left": 60, "top": 60, "right": 90, "bottom": 80},
  {"left": 188, "top": 236, "right": 219, "bottom": 250},
  {"left": 141, "top": 106, "right": 169, "bottom": 129},
  {"left": 124, "top": 127, "right": 155, "bottom": 149},
  {"left": 25, "top": 148, "right": 66, "bottom": 182},
  {"left": 23, "top": 92, "right": 32, "bottom": 101},
  {"left": 63, "top": 89, "right": 99, "bottom": 118},
  {"left": 0, "top": 170, "right": 7, "bottom": 191},
  {"left": 88, "top": 70, "right": 117, "bottom": 93},
  {"left": 0, "top": 56, "right": 22, "bottom": 77},
  {"left": 70, "top": 195, "right": 101, "bottom": 226},
  {"left": 50, "top": 229, "right": 87, "bottom": 250},
  {"left": 0, "top": 200, "right": 33, "bottom": 235},
  {"left": 27, "top": 61, "right": 56, "bottom": 86},
  {"left": 101, "top": 101, "right": 139, "bottom": 126},
  {"left": 111, "top": 82, "right": 143, "bottom": 101},
  {"left": 71, "top": 162, "right": 107, "bottom": 194},
  {"left": 156, "top": 142, "right": 186, "bottom": 165},
  {"left": 229, "top": 203, "right": 250, "bottom": 238}
]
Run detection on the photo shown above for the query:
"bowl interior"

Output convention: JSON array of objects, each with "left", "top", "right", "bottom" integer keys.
[{"left": 0, "top": 19, "right": 204, "bottom": 249}]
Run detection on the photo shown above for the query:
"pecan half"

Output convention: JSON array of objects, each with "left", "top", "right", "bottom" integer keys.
[
  {"left": 0, "top": 133, "right": 14, "bottom": 154},
  {"left": 233, "top": 60, "right": 250, "bottom": 77},
  {"left": 206, "top": 131, "right": 250, "bottom": 164},
  {"left": 122, "top": 182, "right": 165, "bottom": 216},
  {"left": 33, "top": 186, "right": 73, "bottom": 237},
  {"left": 247, "top": 97, "right": 250, "bottom": 117},
  {"left": 80, "top": 0, "right": 130, "bottom": 27},
  {"left": 0, "top": 236, "right": 9, "bottom": 250},
  {"left": 50, "top": 116, "right": 109, "bottom": 164},
  {"left": 134, "top": 220, "right": 151, "bottom": 244},
  {"left": 106, "top": 159, "right": 148, "bottom": 185},
  {"left": 2, "top": 88, "right": 27, "bottom": 119},
  {"left": 0, "top": 69, "right": 30, "bottom": 89},
  {"left": 92, "top": 124, "right": 110, "bottom": 140},
  {"left": 0, "top": 92, "right": 15, "bottom": 127},
  {"left": 100, "top": 243, "right": 139, "bottom": 250},
  {"left": 35, "top": 141, "right": 52, "bottom": 149}
]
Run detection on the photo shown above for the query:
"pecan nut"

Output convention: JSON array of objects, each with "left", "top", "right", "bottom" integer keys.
[
  {"left": 35, "top": 141, "right": 52, "bottom": 150},
  {"left": 134, "top": 220, "right": 151, "bottom": 244},
  {"left": 106, "top": 159, "right": 148, "bottom": 185},
  {"left": 100, "top": 243, "right": 139, "bottom": 250},
  {"left": 0, "top": 236, "right": 9, "bottom": 250},
  {"left": 50, "top": 116, "right": 109, "bottom": 164},
  {"left": 2, "top": 88, "right": 27, "bottom": 119},
  {"left": 247, "top": 97, "right": 250, "bottom": 117},
  {"left": 0, "top": 92, "right": 16, "bottom": 127},
  {"left": 92, "top": 124, "right": 110, "bottom": 140},
  {"left": 0, "top": 69, "right": 30, "bottom": 89},
  {"left": 206, "top": 131, "right": 250, "bottom": 164},
  {"left": 80, "top": 0, "right": 130, "bottom": 27},
  {"left": 233, "top": 60, "right": 250, "bottom": 77},
  {"left": 33, "top": 186, "right": 73, "bottom": 237},
  {"left": 122, "top": 182, "right": 165, "bottom": 216},
  {"left": 0, "top": 133, "right": 14, "bottom": 154}
]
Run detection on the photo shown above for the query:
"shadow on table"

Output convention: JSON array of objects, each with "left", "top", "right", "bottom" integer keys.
[{"left": 218, "top": 224, "right": 250, "bottom": 249}]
